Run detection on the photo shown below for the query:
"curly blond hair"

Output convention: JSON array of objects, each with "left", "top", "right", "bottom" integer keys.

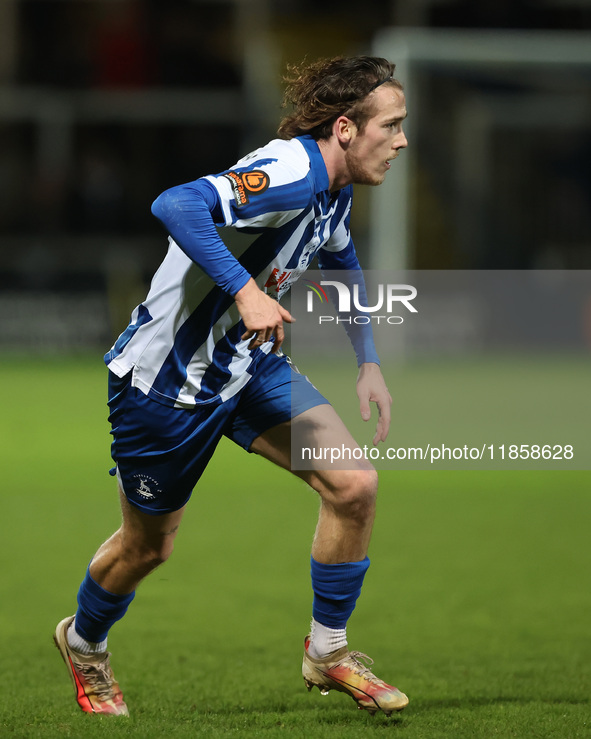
[{"left": 277, "top": 56, "right": 402, "bottom": 141}]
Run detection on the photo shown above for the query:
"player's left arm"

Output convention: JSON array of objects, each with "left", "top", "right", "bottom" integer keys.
[{"left": 318, "top": 239, "right": 392, "bottom": 444}]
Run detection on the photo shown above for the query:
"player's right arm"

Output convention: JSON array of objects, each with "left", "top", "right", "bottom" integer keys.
[
  {"left": 151, "top": 179, "right": 292, "bottom": 352},
  {"left": 151, "top": 179, "right": 251, "bottom": 294},
  {"left": 234, "top": 278, "right": 293, "bottom": 353}
]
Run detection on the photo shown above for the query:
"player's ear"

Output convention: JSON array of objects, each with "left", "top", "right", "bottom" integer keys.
[{"left": 334, "top": 116, "right": 356, "bottom": 144}]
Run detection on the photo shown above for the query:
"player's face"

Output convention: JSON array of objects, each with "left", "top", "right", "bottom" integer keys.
[{"left": 345, "top": 86, "right": 408, "bottom": 187}]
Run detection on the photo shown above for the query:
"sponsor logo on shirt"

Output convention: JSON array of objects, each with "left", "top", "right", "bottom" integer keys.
[
  {"left": 224, "top": 170, "right": 270, "bottom": 207},
  {"left": 265, "top": 268, "right": 292, "bottom": 292},
  {"left": 242, "top": 170, "right": 270, "bottom": 193}
]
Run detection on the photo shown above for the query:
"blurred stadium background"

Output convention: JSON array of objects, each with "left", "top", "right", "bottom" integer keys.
[{"left": 0, "top": 0, "right": 590, "bottom": 353}]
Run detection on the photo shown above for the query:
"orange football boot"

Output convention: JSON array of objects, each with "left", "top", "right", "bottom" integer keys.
[
  {"left": 54, "top": 616, "right": 129, "bottom": 715},
  {"left": 302, "top": 635, "right": 409, "bottom": 715}
]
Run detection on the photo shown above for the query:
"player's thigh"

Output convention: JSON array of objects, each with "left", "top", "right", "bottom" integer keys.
[
  {"left": 227, "top": 352, "right": 329, "bottom": 450},
  {"left": 118, "top": 486, "right": 186, "bottom": 555},
  {"left": 109, "top": 372, "right": 237, "bottom": 515},
  {"left": 250, "top": 403, "right": 376, "bottom": 503}
]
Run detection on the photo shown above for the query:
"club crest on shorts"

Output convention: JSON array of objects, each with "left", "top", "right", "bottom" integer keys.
[
  {"left": 224, "top": 170, "right": 270, "bottom": 207},
  {"left": 132, "top": 474, "right": 161, "bottom": 500}
]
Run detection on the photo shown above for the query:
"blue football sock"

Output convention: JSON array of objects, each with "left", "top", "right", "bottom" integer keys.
[
  {"left": 74, "top": 567, "right": 135, "bottom": 643},
  {"left": 311, "top": 556, "right": 370, "bottom": 629}
]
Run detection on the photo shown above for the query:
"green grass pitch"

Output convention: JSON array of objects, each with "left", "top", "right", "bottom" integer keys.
[{"left": 0, "top": 356, "right": 589, "bottom": 738}]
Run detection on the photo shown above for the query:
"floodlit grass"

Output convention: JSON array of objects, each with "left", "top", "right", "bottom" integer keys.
[{"left": 0, "top": 356, "right": 589, "bottom": 737}]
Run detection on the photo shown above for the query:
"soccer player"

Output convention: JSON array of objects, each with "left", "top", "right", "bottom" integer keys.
[{"left": 54, "top": 55, "right": 409, "bottom": 717}]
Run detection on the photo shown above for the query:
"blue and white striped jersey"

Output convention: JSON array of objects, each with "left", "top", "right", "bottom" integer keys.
[{"left": 105, "top": 135, "right": 374, "bottom": 409}]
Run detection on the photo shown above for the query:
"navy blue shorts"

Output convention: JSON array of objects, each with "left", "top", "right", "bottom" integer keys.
[{"left": 108, "top": 352, "right": 329, "bottom": 515}]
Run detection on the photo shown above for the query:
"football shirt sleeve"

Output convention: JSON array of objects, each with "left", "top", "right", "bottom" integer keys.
[
  {"left": 151, "top": 178, "right": 252, "bottom": 296},
  {"left": 318, "top": 240, "right": 381, "bottom": 367},
  {"left": 203, "top": 154, "right": 311, "bottom": 229}
]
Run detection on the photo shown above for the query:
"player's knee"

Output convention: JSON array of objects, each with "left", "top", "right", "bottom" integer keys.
[
  {"left": 122, "top": 537, "right": 175, "bottom": 575},
  {"left": 333, "top": 468, "right": 378, "bottom": 520},
  {"left": 144, "top": 543, "right": 174, "bottom": 570}
]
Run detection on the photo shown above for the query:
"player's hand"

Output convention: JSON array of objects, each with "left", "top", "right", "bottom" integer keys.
[
  {"left": 235, "top": 278, "right": 294, "bottom": 354},
  {"left": 356, "top": 362, "right": 392, "bottom": 445}
]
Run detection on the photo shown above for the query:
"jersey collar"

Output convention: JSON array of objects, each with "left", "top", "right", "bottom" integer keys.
[{"left": 297, "top": 135, "right": 330, "bottom": 194}]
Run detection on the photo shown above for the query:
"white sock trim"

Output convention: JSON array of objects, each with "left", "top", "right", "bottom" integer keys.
[
  {"left": 67, "top": 620, "right": 108, "bottom": 655},
  {"left": 308, "top": 618, "right": 347, "bottom": 659}
]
